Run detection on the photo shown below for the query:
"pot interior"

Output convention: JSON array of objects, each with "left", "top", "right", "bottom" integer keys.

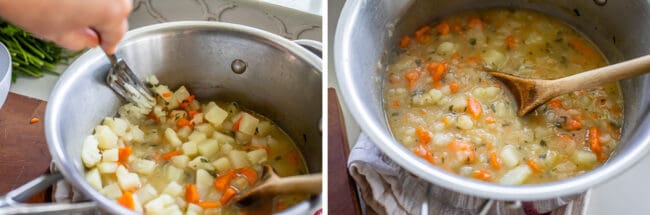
[
  {"left": 47, "top": 22, "right": 321, "bottom": 213},
  {"left": 336, "top": 0, "right": 650, "bottom": 200}
]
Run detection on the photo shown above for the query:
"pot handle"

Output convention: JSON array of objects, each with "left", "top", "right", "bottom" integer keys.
[
  {"left": 293, "top": 39, "right": 322, "bottom": 58},
  {"left": 0, "top": 172, "right": 97, "bottom": 214}
]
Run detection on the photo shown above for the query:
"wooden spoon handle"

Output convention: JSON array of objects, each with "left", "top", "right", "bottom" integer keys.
[
  {"left": 550, "top": 54, "right": 650, "bottom": 95},
  {"left": 268, "top": 173, "right": 322, "bottom": 195}
]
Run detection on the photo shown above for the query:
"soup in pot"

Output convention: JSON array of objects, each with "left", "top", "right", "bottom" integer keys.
[{"left": 384, "top": 9, "right": 623, "bottom": 184}]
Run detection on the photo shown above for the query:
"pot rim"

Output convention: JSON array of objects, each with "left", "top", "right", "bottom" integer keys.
[
  {"left": 0, "top": 42, "right": 11, "bottom": 109},
  {"left": 45, "top": 21, "right": 321, "bottom": 214},
  {"left": 334, "top": 0, "right": 650, "bottom": 201}
]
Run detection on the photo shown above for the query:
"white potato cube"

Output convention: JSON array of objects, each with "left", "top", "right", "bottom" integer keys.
[
  {"left": 188, "top": 156, "right": 215, "bottom": 171},
  {"left": 116, "top": 165, "right": 141, "bottom": 191},
  {"left": 130, "top": 159, "right": 157, "bottom": 175},
  {"left": 499, "top": 165, "right": 533, "bottom": 185},
  {"left": 95, "top": 125, "right": 118, "bottom": 149},
  {"left": 191, "top": 113, "right": 204, "bottom": 125},
  {"left": 228, "top": 150, "right": 252, "bottom": 169},
  {"left": 98, "top": 162, "right": 118, "bottom": 174},
  {"left": 432, "top": 133, "right": 453, "bottom": 146},
  {"left": 220, "top": 143, "right": 234, "bottom": 154},
  {"left": 256, "top": 121, "right": 272, "bottom": 136},
  {"left": 212, "top": 157, "right": 232, "bottom": 173},
  {"left": 450, "top": 97, "right": 467, "bottom": 112},
  {"left": 166, "top": 165, "right": 184, "bottom": 182},
  {"left": 103, "top": 117, "right": 130, "bottom": 137},
  {"left": 198, "top": 139, "right": 220, "bottom": 157},
  {"left": 145, "top": 194, "right": 175, "bottom": 214},
  {"left": 135, "top": 184, "right": 158, "bottom": 204},
  {"left": 196, "top": 169, "right": 214, "bottom": 197},
  {"left": 214, "top": 132, "right": 235, "bottom": 145},
  {"left": 163, "top": 181, "right": 184, "bottom": 197},
  {"left": 170, "top": 155, "right": 190, "bottom": 169},
  {"left": 86, "top": 168, "right": 102, "bottom": 191},
  {"left": 237, "top": 113, "right": 260, "bottom": 135},
  {"left": 102, "top": 148, "right": 118, "bottom": 162},
  {"left": 129, "top": 126, "right": 145, "bottom": 143},
  {"left": 188, "top": 131, "right": 207, "bottom": 143},
  {"left": 82, "top": 136, "right": 102, "bottom": 168},
  {"left": 247, "top": 149, "right": 268, "bottom": 164},
  {"left": 165, "top": 128, "right": 183, "bottom": 147},
  {"left": 205, "top": 105, "right": 229, "bottom": 127},
  {"left": 102, "top": 183, "right": 122, "bottom": 199},
  {"left": 155, "top": 85, "right": 173, "bottom": 102},
  {"left": 177, "top": 126, "right": 192, "bottom": 140},
  {"left": 500, "top": 145, "right": 521, "bottom": 168},
  {"left": 182, "top": 142, "right": 198, "bottom": 157},
  {"left": 185, "top": 203, "right": 203, "bottom": 215},
  {"left": 573, "top": 150, "right": 598, "bottom": 167},
  {"left": 146, "top": 75, "right": 159, "bottom": 85},
  {"left": 194, "top": 124, "right": 215, "bottom": 136},
  {"left": 412, "top": 89, "right": 443, "bottom": 106},
  {"left": 457, "top": 115, "right": 474, "bottom": 130},
  {"left": 482, "top": 49, "right": 505, "bottom": 69}
]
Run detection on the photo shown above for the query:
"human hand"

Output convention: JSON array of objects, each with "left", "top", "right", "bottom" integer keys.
[{"left": 0, "top": 0, "right": 132, "bottom": 54}]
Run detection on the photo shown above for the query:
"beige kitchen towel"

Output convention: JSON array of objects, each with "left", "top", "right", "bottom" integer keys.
[{"left": 348, "top": 133, "right": 588, "bottom": 215}]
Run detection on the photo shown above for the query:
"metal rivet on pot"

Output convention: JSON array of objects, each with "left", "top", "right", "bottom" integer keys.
[
  {"left": 231, "top": 59, "right": 247, "bottom": 74},
  {"left": 594, "top": 0, "right": 606, "bottom": 6}
]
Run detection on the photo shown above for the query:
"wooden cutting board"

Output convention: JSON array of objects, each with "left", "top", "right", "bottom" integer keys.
[{"left": 0, "top": 93, "right": 50, "bottom": 202}]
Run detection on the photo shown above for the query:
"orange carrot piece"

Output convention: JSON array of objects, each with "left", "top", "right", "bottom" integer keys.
[
  {"left": 506, "top": 35, "right": 516, "bottom": 49},
  {"left": 117, "top": 191, "right": 135, "bottom": 210},
  {"left": 449, "top": 82, "right": 459, "bottom": 93},
  {"left": 527, "top": 159, "right": 542, "bottom": 173},
  {"left": 214, "top": 171, "right": 235, "bottom": 192},
  {"left": 161, "top": 150, "right": 183, "bottom": 160},
  {"left": 238, "top": 168, "right": 259, "bottom": 185},
  {"left": 415, "top": 26, "right": 431, "bottom": 38},
  {"left": 179, "top": 102, "right": 189, "bottom": 109},
  {"left": 30, "top": 117, "right": 40, "bottom": 124},
  {"left": 162, "top": 92, "right": 172, "bottom": 98},
  {"left": 589, "top": 126, "right": 602, "bottom": 154},
  {"left": 451, "top": 53, "right": 461, "bottom": 59},
  {"left": 564, "top": 118, "right": 582, "bottom": 131},
  {"left": 405, "top": 70, "right": 420, "bottom": 89},
  {"left": 392, "top": 101, "right": 400, "bottom": 107},
  {"left": 118, "top": 147, "right": 132, "bottom": 163},
  {"left": 177, "top": 118, "right": 191, "bottom": 127},
  {"left": 232, "top": 115, "right": 243, "bottom": 132},
  {"left": 436, "top": 21, "right": 450, "bottom": 35},
  {"left": 198, "top": 201, "right": 222, "bottom": 209},
  {"left": 448, "top": 140, "right": 475, "bottom": 163},
  {"left": 466, "top": 97, "right": 482, "bottom": 119},
  {"left": 431, "top": 63, "right": 448, "bottom": 82},
  {"left": 489, "top": 152, "right": 500, "bottom": 170},
  {"left": 399, "top": 36, "right": 411, "bottom": 48},
  {"left": 472, "top": 169, "right": 491, "bottom": 181},
  {"left": 187, "top": 95, "right": 195, "bottom": 103},
  {"left": 413, "top": 144, "right": 435, "bottom": 164},
  {"left": 220, "top": 187, "right": 238, "bottom": 205},
  {"left": 548, "top": 99, "right": 563, "bottom": 109},
  {"left": 467, "top": 18, "right": 484, "bottom": 29},
  {"left": 569, "top": 38, "right": 595, "bottom": 56},
  {"left": 185, "top": 184, "right": 200, "bottom": 204},
  {"left": 188, "top": 110, "right": 199, "bottom": 119},
  {"left": 287, "top": 149, "right": 300, "bottom": 167},
  {"left": 485, "top": 117, "right": 496, "bottom": 124},
  {"left": 415, "top": 127, "right": 431, "bottom": 144}
]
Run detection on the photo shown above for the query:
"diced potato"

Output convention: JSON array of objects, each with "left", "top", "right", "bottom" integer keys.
[
  {"left": 220, "top": 143, "right": 234, "bottom": 154},
  {"left": 204, "top": 105, "right": 229, "bottom": 127},
  {"left": 95, "top": 125, "right": 118, "bottom": 149},
  {"left": 212, "top": 157, "right": 232, "bottom": 173},
  {"left": 163, "top": 181, "right": 184, "bottom": 197},
  {"left": 185, "top": 203, "right": 204, "bottom": 215},
  {"left": 203, "top": 102, "right": 217, "bottom": 113},
  {"left": 130, "top": 159, "right": 157, "bottom": 175},
  {"left": 457, "top": 115, "right": 474, "bottom": 130},
  {"left": 237, "top": 113, "right": 260, "bottom": 135},
  {"left": 437, "top": 42, "right": 457, "bottom": 55},
  {"left": 86, "top": 168, "right": 102, "bottom": 191},
  {"left": 450, "top": 97, "right": 467, "bottom": 112},
  {"left": 235, "top": 132, "right": 253, "bottom": 145},
  {"left": 163, "top": 205, "right": 183, "bottom": 215},
  {"left": 146, "top": 75, "right": 159, "bottom": 85},
  {"left": 177, "top": 126, "right": 192, "bottom": 140},
  {"left": 214, "top": 132, "right": 235, "bottom": 145},
  {"left": 499, "top": 165, "right": 533, "bottom": 185},
  {"left": 170, "top": 155, "right": 190, "bottom": 169},
  {"left": 500, "top": 145, "right": 521, "bottom": 168},
  {"left": 103, "top": 117, "right": 129, "bottom": 137},
  {"left": 194, "top": 124, "right": 215, "bottom": 137},
  {"left": 196, "top": 169, "right": 214, "bottom": 197},
  {"left": 573, "top": 150, "right": 598, "bottom": 167},
  {"left": 102, "top": 148, "right": 118, "bottom": 162},
  {"left": 135, "top": 184, "right": 159, "bottom": 204},
  {"left": 432, "top": 133, "right": 453, "bottom": 146},
  {"left": 412, "top": 89, "right": 443, "bottom": 106},
  {"left": 228, "top": 150, "right": 251, "bottom": 169},
  {"left": 144, "top": 194, "right": 175, "bottom": 214},
  {"left": 164, "top": 128, "right": 183, "bottom": 147},
  {"left": 165, "top": 165, "right": 185, "bottom": 182},
  {"left": 169, "top": 110, "right": 188, "bottom": 121},
  {"left": 188, "top": 156, "right": 215, "bottom": 171},
  {"left": 129, "top": 126, "right": 145, "bottom": 143},
  {"left": 247, "top": 149, "right": 268, "bottom": 164},
  {"left": 188, "top": 131, "right": 207, "bottom": 143},
  {"left": 82, "top": 136, "right": 102, "bottom": 168},
  {"left": 116, "top": 165, "right": 141, "bottom": 191},
  {"left": 251, "top": 136, "right": 269, "bottom": 147},
  {"left": 98, "top": 162, "right": 118, "bottom": 174},
  {"left": 155, "top": 85, "right": 173, "bottom": 102},
  {"left": 256, "top": 121, "right": 272, "bottom": 136},
  {"left": 182, "top": 141, "right": 198, "bottom": 157},
  {"left": 174, "top": 86, "right": 190, "bottom": 103},
  {"left": 198, "top": 139, "right": 220, "bottom": 158},
  {"left": 191, "top": 113, "right": 204, "bottom": 125},
  {"left": 482, "top": 49, "right": 505, "bottom": 69},
  {"left": 102, "top": 183, "right": 123, "bottom": 199}
]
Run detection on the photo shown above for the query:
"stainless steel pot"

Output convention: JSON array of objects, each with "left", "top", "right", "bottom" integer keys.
[
  {"left": 335, "top": 0, "right": 650, "bottom": 201},
  {"left": 0, "top": 42, "right": 11, "bottom": 109},
  {"left": 1, "top": 21, "right": 322, "bottom": 214}
]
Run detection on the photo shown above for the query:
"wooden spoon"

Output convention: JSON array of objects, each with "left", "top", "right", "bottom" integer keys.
[
  {"left": 234, "top": 165, "right": 321, "bottom": 211},
  {"left": 487, "top": 55, "right": 650, "bottom": 116}
]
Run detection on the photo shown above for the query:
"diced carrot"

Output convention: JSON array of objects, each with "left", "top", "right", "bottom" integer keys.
[
  {"left": 415, "top": 127, "right": 431, "bottom": 144},
  {"left": 185, "top": 184, "right": 200, "bottom": 204},
  {"left": 415, "top": 26, "right": 431, "bottom": 38},
  {"left": 161, "top": 150, "right": 183, "bottom": 160},
  {"left": 451, "top": 53, "right": 461, "bottom": 59},
  {"left": 548, "top": 99, "right": 563, "bottom": 109},
  {"left": 467, "top": 18, "right": 484, "bottom": 29},
  {"left": 589, "top": 126, "right": 602, "bottom": 154},
  {"left": 400, "top": 36, "right": 411, "bottom": 48},
  {"left": 448, "top": 140, "right": 475, "bottom": 163},
  {"left": 485, "top": 116, "right": 496, "bottom": 124},
  {"left": 417, "top": 35, "right": 432, "bottom": 44},
  {"left": 486, "top": 143, "right": 493, "bottom": 151},
  {"left": 187, "top": 95, "right": 195, "bottom": 103},
  {"left": 489, "top": 152, "right": 500, "bottom": 170},
  {"left": 179, "top": 102, "right": 189, "bottom": 109},
  {"left": 177, "top": 118, "right": 191, "bottom": 128},
  {"left": 559, "top": 133, "right": 573, "bottom": 142},
  {"left": 453, "top": 24, "right": 463, "bottom": 34},
  {"left": 392, "top": 101, "right": 400, "bottom": 107},
  {"left": 405, "top": 70, "right": 420, "bottom": 89},
  {"left": 147, "top": 111, "right": 159, "bottom": 123},
  {"left": 435, "top": 21, "right": 450, "bottom": 35},
  {"left": 198, "top": 201, "right": 222, "bottom": 209},
  {"left": 118, "top": 147, "right": 132, "bottom": 163},
  {"left": 162, "top": 92, "right": 172, "bottom": 98},
  {"left": 232, "top": 115, "right": 243, "bottom": 132},
  {"left": 117, "top": 191, "right": 135, "bottom": 210},
  {"left": 590, "top": 112, "right": 599, "bottom": 119},
  {"left": 287, "top": 149, "right": 300, "bottom": 167},
  {"left": 467, "top": 56, "right": 482, "bottom": 64},
  {"left": 214, "top": 170, "right": 235, "bottom": 192},
  {"left": 506, "top": 35, "right": 516, "bottom": 49},
  {"left": 220, "top": 187, "right": 238, "bottom": 205},
  {"left": 449, "top": 82, "right": 459, "bottom": 93},
  {"left": 527, "top": 159, "right": 542, "bottom": 173},
  {"left": 238, "top": 168, "right": 258, "bottom": 185},
  {"left": 431, "top": 63, "right": 448, "bottom": 82},
  {"left": 30, "top": 117, "right": 40, "bottom": 124},
  {"left": 466, "top": 97, "right": 482, "bottom": 119},
  {"left": 188, "top": 110, "right": 199, "bottom": 119},
  {"left": 413, "top": 144, "right": 435, "bottom": 164},
  {"left": 420, "top": 109, "right": 427, "bottom": 116},
  {"left": 472, "top": 169, "right": 491, "bottom": 181},
  {"left": 564, "top": 118, "right": 582, "bottom": 131},
  {"left": 569, "top": 38, "right": 595, "bottom": 56}
]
